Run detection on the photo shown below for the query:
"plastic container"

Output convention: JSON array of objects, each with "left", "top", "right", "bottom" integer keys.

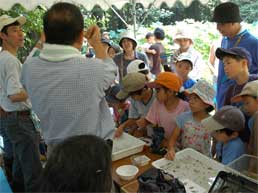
[
  {"left": 112, "top": 132, "right": 145, "bottom": 161},
  {"left": 226, "top": 154, "right": 258, "bottom": 184},
  {"left": 152, "top": 148, "right": 225, "bottom": 191},
  {"left": 131, "top": 155, "right": 150, "bottom": 166},
  {"left": 116, "top": 165, "right": 139, "bottom": 181}
]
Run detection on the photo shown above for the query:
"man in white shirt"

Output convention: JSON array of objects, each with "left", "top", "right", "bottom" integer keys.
[{"left": 0, "top": 15, "right": 42, "bottom": 192}]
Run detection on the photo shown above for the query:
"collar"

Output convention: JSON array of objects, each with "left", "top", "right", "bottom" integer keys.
[{"left": 40, "top": 43, "right": 83, "bottom": 62}]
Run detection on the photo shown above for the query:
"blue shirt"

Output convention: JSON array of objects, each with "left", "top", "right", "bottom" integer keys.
[
  {"left": 216, "top": 137, "right": 245, "bottom": 165},
  {"left": 216, "top": 29, "right": 258, "bottom": 109},
  {"left": 183, "top": 78, "right": 196, "bottom": 89}
]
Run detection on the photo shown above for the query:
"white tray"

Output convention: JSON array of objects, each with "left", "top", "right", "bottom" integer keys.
[
  {"left": 112, "top": 132, "right": 145, "bottom": 161},
  {"left": 152, "top": 148, "right": 225, "bottom": 191}
]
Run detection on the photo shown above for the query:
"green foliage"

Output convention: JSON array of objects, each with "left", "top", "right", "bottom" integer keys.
[{"left": 231, "top": 0, "right": 258, "bottom": 23}]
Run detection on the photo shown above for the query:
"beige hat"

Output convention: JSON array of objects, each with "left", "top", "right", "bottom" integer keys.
[
  {"left": 231, "top": 80, "right": 258, "bottom": 103},
  {"left": 0, "top": 15, "right": 26, "bottom": 32},
  {"left": 174, "top": 28, "right": 193, "bottom": 42},
  {"left": 116, "top": 72, "right": 148, "bottom": 99}
]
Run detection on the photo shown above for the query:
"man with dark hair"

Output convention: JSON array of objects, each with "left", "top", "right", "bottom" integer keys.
[
  {"left": 21, "top": 2, "right": 117, "bottom": 155},
  {"left": 212, "top": 2, "right": 258, "bottom": 109},
  {"left": 0, "top": 15, "right": 42, "bottom": 192},
  {"left": 148, "top": 27, "right": 166, "bottom": 75}
]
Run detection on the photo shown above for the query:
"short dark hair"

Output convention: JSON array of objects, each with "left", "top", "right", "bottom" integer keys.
[
  {"left": 43, "top": 2, "right": 84, "bottom": 45},
  {"left": 145, "top": 32, "right": 154, "bottom": 39},
  {"left": 0, "top": 21, "right": 20, "bottom": 46},
  {"left": 206, "top": 105, "right": 214, "bottom": 113},
  {"left": 154, "top": 27, "right": 165, "bottom": 40},
  {"left": 216, "top": 128, "right": 235, "bottom": 136},
  {"left": 38, "top": 135, "right": 112, "bottom": 192}
]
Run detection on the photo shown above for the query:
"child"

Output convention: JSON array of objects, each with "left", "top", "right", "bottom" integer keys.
[
  {"left": 165, "top": 79, "right": 215, "bottom": 160},
  {"left": 215, "top": 47, "right": 258, "bottom": 107},
  {"left": 105, "top": 84, "right": 129, "bottom": 127},
  {"left": 127, "top": 59, "right": 150, "bottom": 75},
  {"left": 107, "top": 44, "right": 121, "bottom": 58},
  {"left": 172, "top": 28, "right": 205, "bottom": 80},
  {"left": 114, "top": 73, "right": 155, "bottom": 138},
  {"left": 138, "top": 72, "right": 190, "bottom": 141},
  {"left": 142, "top": 32, "right": 156, "bottom": 57},
  {"left": 202, "top": 106, "right": 246, "bottom": 165},
  {"left": 175, "top": 52, "right": 196, "bottom": 89},
  {"left": 148, "top": 28, "right": 166, "bottom": 75},
  {"left": 232, "top": 80, "right": 258, "bottom": 156},
  {"left": 216, "top": 47, "right": 258, "bottom": 143}
]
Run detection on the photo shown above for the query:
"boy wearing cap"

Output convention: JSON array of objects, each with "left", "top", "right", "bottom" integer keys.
[
  {"left": 212, "top": 2, "right": 258, "bottom": 109},
  {"left": 202, "top": 106, "right": 246, "bottom": 165},
  {"left": 105, "top": 84, "right": 129, "bottom": 126},
  {"left": 0, "top": 15, "right": 42, "bottom": 191},
  {"left": 165, "top": 79, "right": 215, "bottom": 160},
  {"left": 114, "top": 73, "right": 155, "bottom": 137},
  {"left": 232, "top": 80, "right": 258, "bottom": 156},
  {"left": 107, "top": 44, "right": 121, "bottom": 58},
  {"left": 113, "top": 31, "right": 148, "bottom": 83},
  {"left": 215, "top": 47, "right": 258, "bottom": 107},
  {"left": 175, "top": 52, "right": 196, "bottom": 89}
]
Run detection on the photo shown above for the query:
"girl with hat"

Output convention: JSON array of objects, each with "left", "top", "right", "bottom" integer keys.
[
  {"left": 113, "top": 31, "right": 149, "bottom": 83},
  {"left": 165, "top": 79, "right": 215, "bottom": 160},
  {"left": 137, "top": 72, "right": 190, "bottom": 142},
  {"left": 172, "top": 28, "right": 205, "bottom": 81}
]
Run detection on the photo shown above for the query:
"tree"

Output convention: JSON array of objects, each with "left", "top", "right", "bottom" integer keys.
[{"left": 232, "top": 0, "right": 258, "bottom": 23}]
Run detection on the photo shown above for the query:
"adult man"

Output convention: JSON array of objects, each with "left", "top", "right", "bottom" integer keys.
[
  {"left": 0, "top": 15, "right": 42, "bottom": 192},
  {"left": 212, "top": 2, "right": 258, "bottom": 109},
  {"left": 22, "top": 3, "right": 116, "bottom": 152}
]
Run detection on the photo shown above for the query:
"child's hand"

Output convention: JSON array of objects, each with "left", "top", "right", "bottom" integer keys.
[
  {"left": 136, "top": 117, "right": 147, "bottom": 129},
  {"left": 164, "top": 148, "right": 175, "bottom": 160},
  {"left": 114, "top": 126, "right": 124, "bottom": 138}
]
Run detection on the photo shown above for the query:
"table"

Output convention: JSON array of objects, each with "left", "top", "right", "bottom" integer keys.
[{"left": 112, "top": 146, "right": 162, "bottom": 192}]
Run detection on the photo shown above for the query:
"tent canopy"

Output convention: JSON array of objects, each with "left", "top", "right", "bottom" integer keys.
[{"left": 1, "top": 0, "right": 210, "bottom": 10}]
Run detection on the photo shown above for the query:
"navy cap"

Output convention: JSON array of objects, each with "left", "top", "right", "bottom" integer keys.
[
  {"left": 101, "top": 38, "right": 111, "bottom": 47},
  {"left": 105, "top": 84, "right": 124, "bottom": 103},
  {"left": 215, "top": 47, "right": 252, "bottom": 66}
]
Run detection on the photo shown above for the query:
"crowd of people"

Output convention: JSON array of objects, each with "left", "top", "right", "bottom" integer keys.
[{"left": 0, "top": 1, "right": 257, "bottom": 193}]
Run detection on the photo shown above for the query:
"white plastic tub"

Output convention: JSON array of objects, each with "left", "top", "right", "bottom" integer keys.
[
  {"left": 152, "top": 148, "right": 225, "bottom": 191},
  {"left": 112, "top": 132, "right": 145, "bottom": 161}
]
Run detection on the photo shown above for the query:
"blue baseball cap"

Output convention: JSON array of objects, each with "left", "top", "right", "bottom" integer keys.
[{"left": 215, "top": 47, "right": 252, "bottom": 66}]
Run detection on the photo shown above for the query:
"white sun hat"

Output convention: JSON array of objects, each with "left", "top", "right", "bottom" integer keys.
[
  {"left": 127, "top": 59, "right": 149, "bottom": 74},
  {"left": 0, "top": 15, "right": 26, "bottom": 32}
]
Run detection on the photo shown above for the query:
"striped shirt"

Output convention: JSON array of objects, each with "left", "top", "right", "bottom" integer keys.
[{"left": 21, "top": 44, "right": 117, "bottom": 145}]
